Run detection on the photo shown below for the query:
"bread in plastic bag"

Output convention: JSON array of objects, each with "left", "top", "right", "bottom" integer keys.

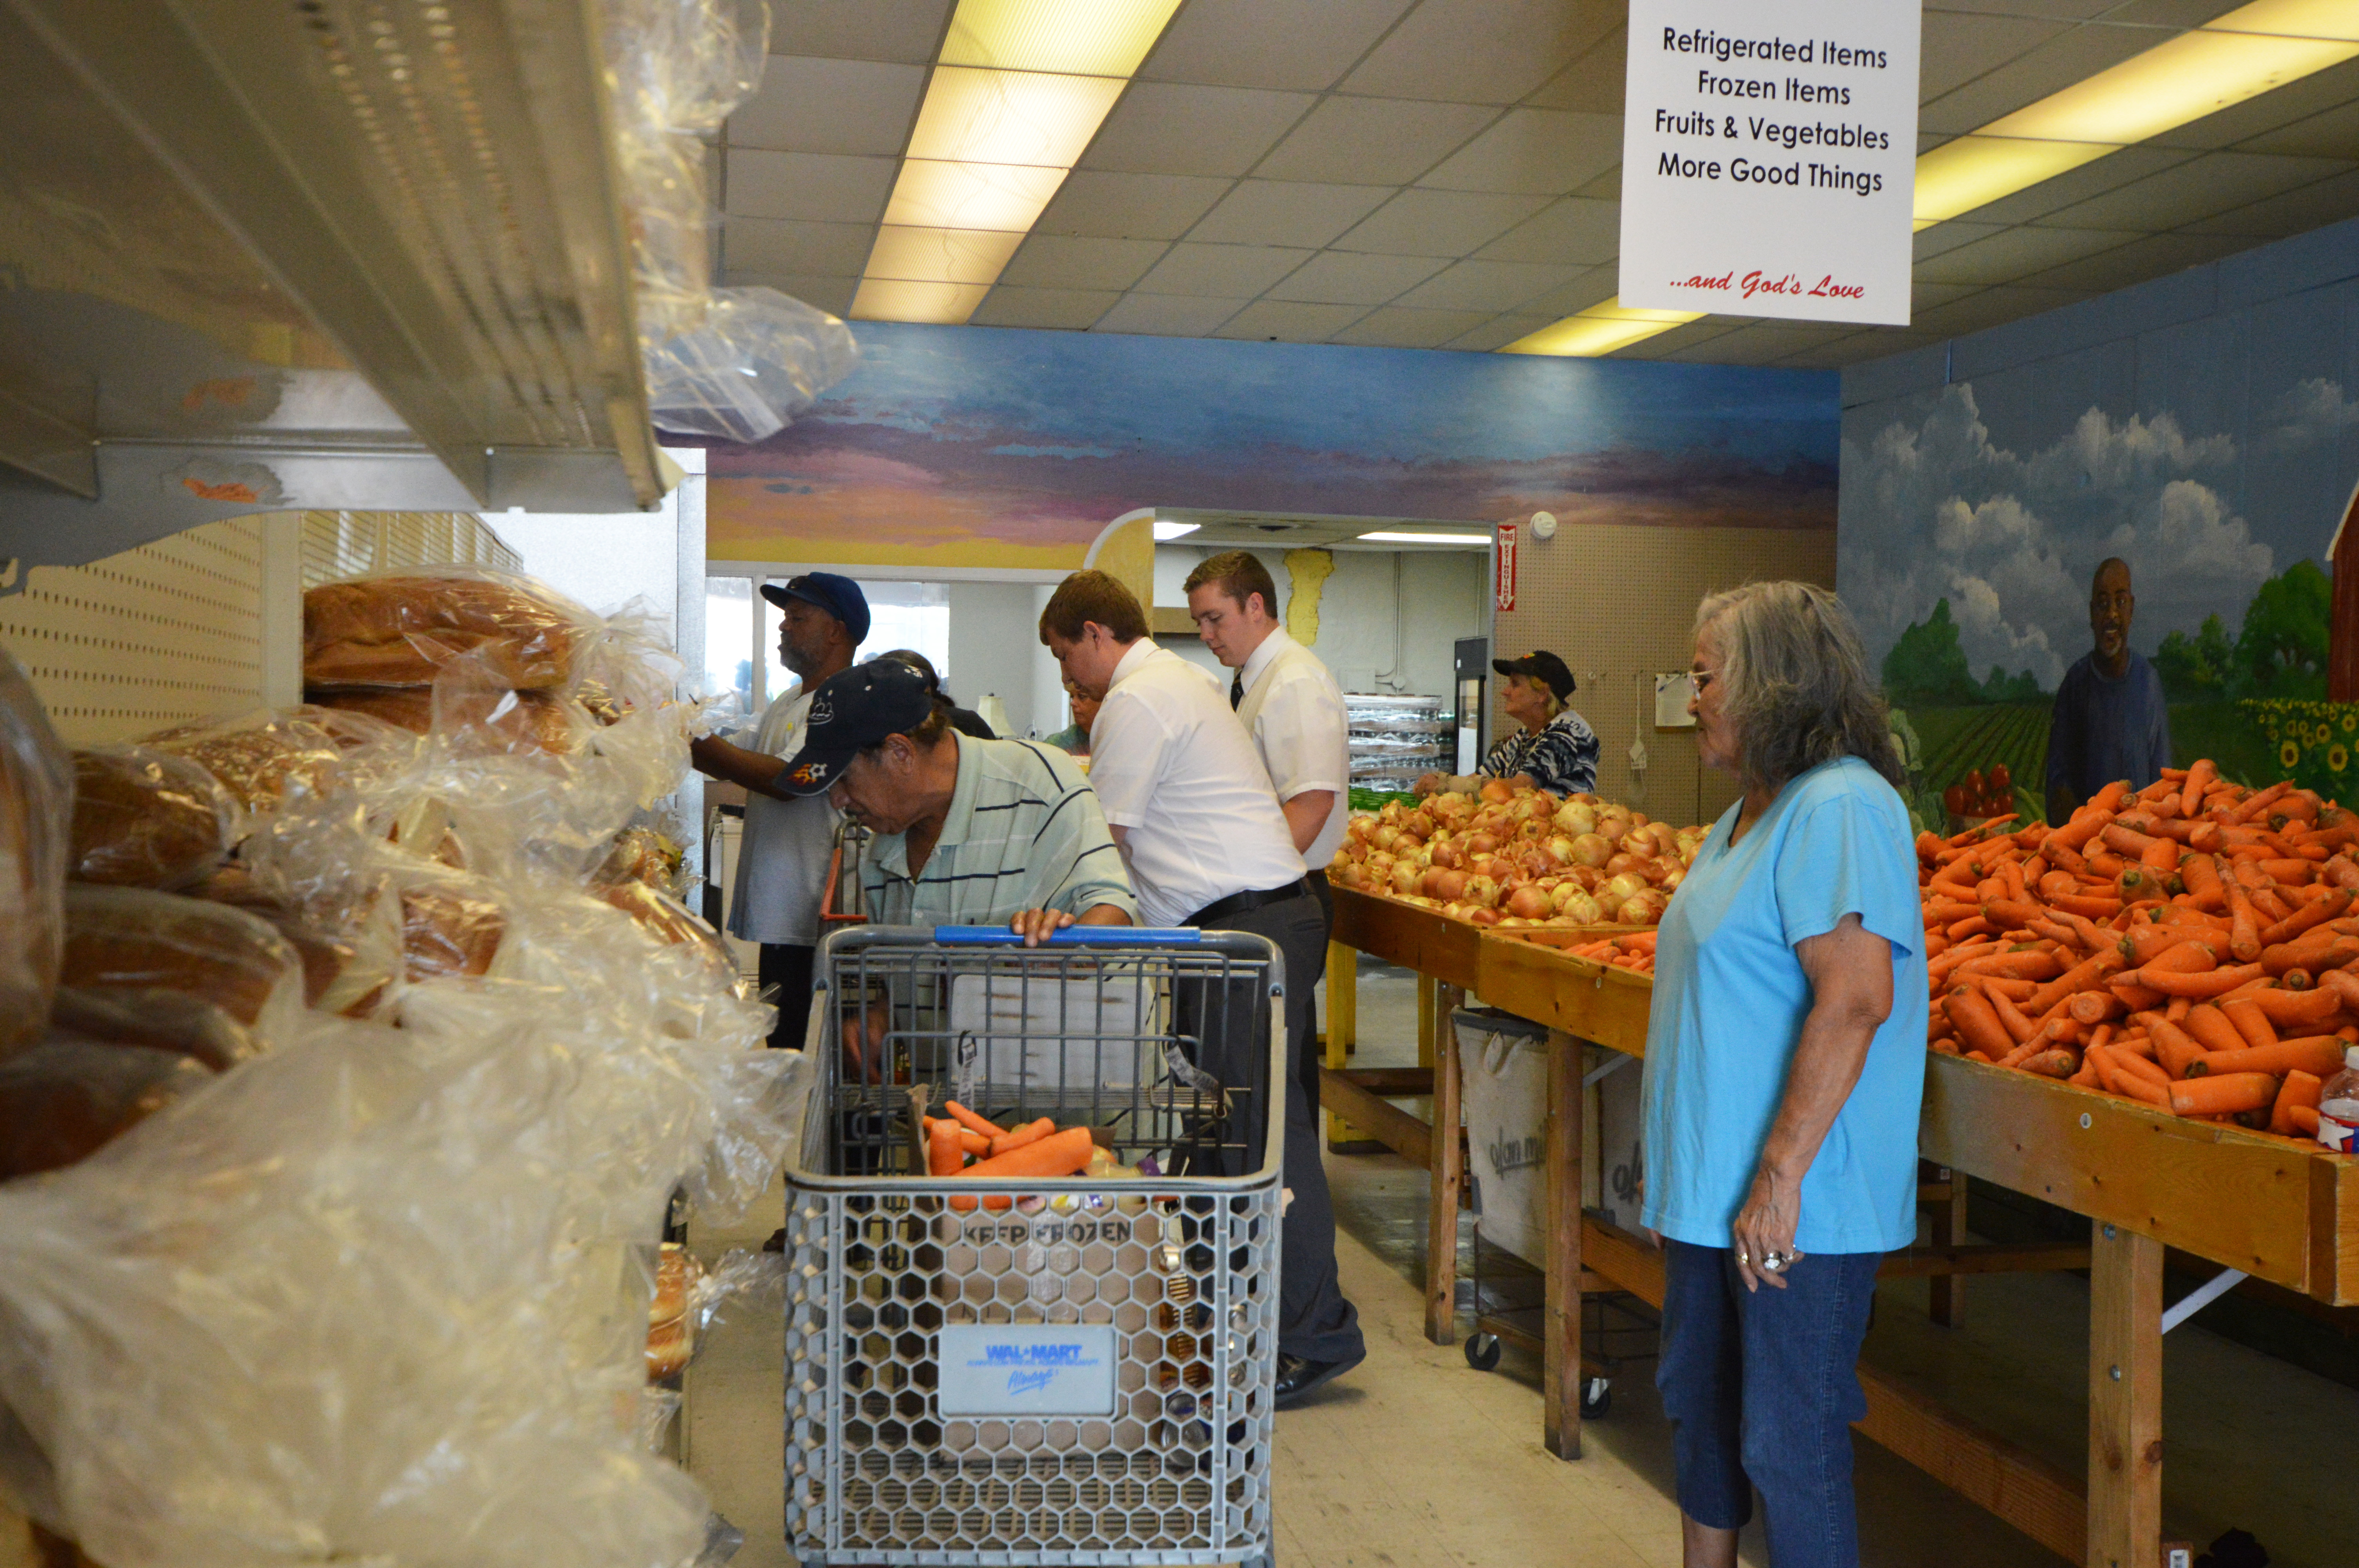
[
  {"left": 302, "top": 568, "right": 597, "bottom": 692},
  {"left": 144, "top": 705, "right": 418, "bottom": 816},
  {"left": 0, "top": 652, "right": 71, "bottom": 1057},
  {"left": 0, "top": 1009, "right": 720, "bottom": 1568},
  {"left": 53, "top": 886, "right": 304, "bottom": 1070},
  {"left": 0, "top": 1034, "right": 213, "bottom": 1181},
  {"left": 187, "top": 866, "right": 385, "bottom": 1017},
  {"left": 307, "top": 683, "right": 590, "bottom": 755},
  {"left": 596, "top": 825, "right": 684, "bottom": 891},
  {"left": 644, "top": 286, "right": 860, "bottom": 443},
  {"left": 67, "top": 748, "right": 241, "bottom": 891}
]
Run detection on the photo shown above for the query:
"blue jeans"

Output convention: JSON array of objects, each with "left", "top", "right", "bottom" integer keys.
[{"left": 1655, "top": 1240, "right": 1881, "bottom": 1568}]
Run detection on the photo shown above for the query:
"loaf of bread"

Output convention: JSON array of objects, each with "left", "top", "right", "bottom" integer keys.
[
  {"left": 596, "top": 826, "right": 683, "bottom": 891},
  {"left": 400, "top": 884, "right": 505, "bottom": 982},
  {"left": 190, "top": 866, "right": 372, "bottom": 1014},
  {"left": 304, "top": 572, "right": 584, "bottom": 691},
  {"left": 0, "top": 1033, "right": 214, "bottom": 1180},
  {"left": 145, "top": 706, "right": 413, "bottom": 815},
  {"left": 599, "top": 880, "right": 736, "bottom": 990},
  {"left": 305, "top": 685, "right": 587, "bottom": 756},
  {"left": 69, "top": 747, "right": 240, "bottom": 889},
  {"left": 58, "top": 885, "right": 300, "bottom": 1069},
  {"left": 1, "top": 652, "right": 73, "bottom": 1056},
  {"left": 645, "top": 1314, "right": 693, "bottom": 1382}
]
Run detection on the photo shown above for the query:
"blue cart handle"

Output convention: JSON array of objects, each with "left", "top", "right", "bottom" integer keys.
[{"left": 932, "top": 924, "right": 1202, "bottom": 946}]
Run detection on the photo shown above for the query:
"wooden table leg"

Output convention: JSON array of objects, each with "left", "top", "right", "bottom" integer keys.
[
  {"left": 1930, "top": 1165, "right": 1968, "bottom": 1327},
  {"left": 1424, "top": 984, "right": 1464, "bottom": 1346},
  {"left": 1542, "top": 1027, "right": 1583, "bottom": 1461},
  {"left": 1324, "top": 942, "right": 1359, "bottom": 1147},
  {"left": 2088, "top": 1223, "right": 2163, "bottom": 1568},
  {"left": 1416, "top": 972, "right": 1436, "bottom": 1070}
]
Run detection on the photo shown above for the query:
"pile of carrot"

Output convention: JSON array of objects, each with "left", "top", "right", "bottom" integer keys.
[
  {"left": 1921, "top": 764, "right": 2354, "bottom": 1148},
  {"left": 1559, "top": 930, "right": 1657, "bottom": 974},
  {"left": 921, "top": 1100, "right": 1100, "bottom": 1210}
]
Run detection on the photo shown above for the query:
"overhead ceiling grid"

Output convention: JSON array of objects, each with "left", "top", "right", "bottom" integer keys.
[{"left": 720, "top": 0, "right": 2359, "bottom": 368}]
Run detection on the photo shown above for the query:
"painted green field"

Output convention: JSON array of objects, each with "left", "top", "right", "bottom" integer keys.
[{"left": 1901, "top": 704, "right": 2051, "bottom": 823}]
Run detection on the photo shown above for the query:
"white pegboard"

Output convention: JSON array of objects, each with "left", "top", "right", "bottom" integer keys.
[
  {"left": 0, "top": 517, "right": 267, "bottom": 745},
  {"left": 301, "top": 510, "right": 520, "bottom": 588},
  {"left": 1494, "top": 522, "right": 1837, "bottom": 829}
]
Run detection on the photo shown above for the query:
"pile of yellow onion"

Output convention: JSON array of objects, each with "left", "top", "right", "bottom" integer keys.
[{"left": 1328, "top": 779, "right": 1706, "bottom": 928}]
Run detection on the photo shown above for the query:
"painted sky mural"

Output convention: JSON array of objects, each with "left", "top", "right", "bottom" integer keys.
[{"left": 704, "top": 321, "right": 1839, "bottom": 570}]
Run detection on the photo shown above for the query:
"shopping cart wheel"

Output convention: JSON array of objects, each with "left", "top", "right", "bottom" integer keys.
[
  {"left": 1463, "top": 1332, "right": 1501, "bottom": 1371},
  {"left": 1580, "top": 1376, "right": 1611, "bottom": 1419}
]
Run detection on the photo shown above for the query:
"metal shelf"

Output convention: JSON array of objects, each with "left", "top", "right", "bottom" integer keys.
[{"left": 0, "top": 0, "right": 669, "bottom": 572}]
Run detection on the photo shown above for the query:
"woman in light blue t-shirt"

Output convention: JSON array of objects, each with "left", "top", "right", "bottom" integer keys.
[{"left": 1641, "top": 581, "right": 1928, "bottom": 1568}]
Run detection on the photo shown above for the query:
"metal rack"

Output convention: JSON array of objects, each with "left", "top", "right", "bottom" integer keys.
[
  {"left": 1345, "top": 693, "right": 1447, "bottom": 793},
  {"left": 0, "top": 0, "right": 670, "bottom": 575}
]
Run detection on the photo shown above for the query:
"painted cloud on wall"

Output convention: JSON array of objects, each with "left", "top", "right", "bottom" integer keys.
[{"left": 1843, "top": 383, "right": 2273, "bottom": 687}]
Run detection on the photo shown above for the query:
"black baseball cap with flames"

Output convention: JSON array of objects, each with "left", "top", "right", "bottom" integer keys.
[{"left": 772, "top": 659, "right": 934, "bottom": 796}]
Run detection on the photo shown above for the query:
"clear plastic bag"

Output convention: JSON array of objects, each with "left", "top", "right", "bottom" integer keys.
[
  {"left": 54, "top": 886, "right": 305, "bottom": 1070},
  {"left": 67, "top": 747, "right": 242, "bottom": 891},
  {"left": 0, "top": 652, "right": 71, "bottom": 1057},
  {"left": 644, "top": 287, "right": 861, "bottom": 443},
  {"left": 302, "top": 566, "right": 603, "bottom": 693},
  {"left": 0, "top": 1033, "right": 213, "bottom": 1181},
  {"left": 142, "top": 706, "right": 415, "bottom": 817},
  {"left": 607, "top": 0, "right": 769, "bottom": 137}
]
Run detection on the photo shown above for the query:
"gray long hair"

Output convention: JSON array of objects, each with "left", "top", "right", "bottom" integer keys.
[{"left": 1696, "top": 581, "right": 1904, "bottom": 793}]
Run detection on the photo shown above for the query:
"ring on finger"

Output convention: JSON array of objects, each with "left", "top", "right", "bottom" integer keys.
[{"left": 1762, "top": 1252, "right": 1788, "bottom": 1273}]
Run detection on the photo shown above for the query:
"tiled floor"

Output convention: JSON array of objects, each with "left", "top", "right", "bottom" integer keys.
[{"left": 684, "top": 959, "right": 2359, "bottom": 1566}]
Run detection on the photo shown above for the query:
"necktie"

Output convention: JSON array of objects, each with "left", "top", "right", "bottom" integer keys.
[{"left": 1229, "top": 671, "right": 1244, "bottom": 710}]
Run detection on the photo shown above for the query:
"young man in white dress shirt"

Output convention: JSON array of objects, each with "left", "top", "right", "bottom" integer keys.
[{"left": 1040, "top": 570, "right": 1365, "bottom": 1405}]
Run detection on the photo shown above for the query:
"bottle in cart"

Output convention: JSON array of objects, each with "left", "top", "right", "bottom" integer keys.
[{"left": 2318, "top": 1046, "right": 2359, "bottom": 1154}]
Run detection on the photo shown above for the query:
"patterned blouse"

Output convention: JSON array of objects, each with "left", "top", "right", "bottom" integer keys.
[{"left": 1482, "top": 709, "right": 1600, "bottom": 797}]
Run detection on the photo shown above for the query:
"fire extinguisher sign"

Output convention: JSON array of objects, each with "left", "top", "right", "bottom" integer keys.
[{"left": 1494, "top": 522, "right": 1518, "bottom": 612}]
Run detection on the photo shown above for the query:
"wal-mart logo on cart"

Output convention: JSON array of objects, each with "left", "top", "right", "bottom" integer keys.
[{"left": 1488, "top": 1134, "right": 1545, "bottom": 1174}]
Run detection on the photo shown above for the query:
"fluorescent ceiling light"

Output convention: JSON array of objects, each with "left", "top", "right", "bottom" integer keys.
[
  {"left": 1151, "top": 520, "right": 1199, "bottom": 540},
  {"left": 1357, "top": 531, "right": 1493, "bottom": 545},
  {"left": 855, "top": 0, "right": 1185, "bottom": 325},
  {"left": 1510, "top": 0, "right": 2359, "bottom": 357}
]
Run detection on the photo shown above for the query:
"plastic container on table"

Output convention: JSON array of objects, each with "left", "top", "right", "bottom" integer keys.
[
  {"left": 2317, "top": 1045, "right": 2359, "bottom": 1154},
  {"left": 780, "top": 924, "right": 1285, "bottom": 1568}
]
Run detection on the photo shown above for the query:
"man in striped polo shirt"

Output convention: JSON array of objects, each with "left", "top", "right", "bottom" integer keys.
[{"left": 771, "top": 659, "right": 1135, "bottom": 940}]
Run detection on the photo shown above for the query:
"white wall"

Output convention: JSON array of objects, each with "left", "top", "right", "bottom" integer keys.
[
  {"left": 493, "top": 447, "right": 705, "bottom": 638},
  {"left": 1152, "top": 544, "right": 1488, "bottom": 699},
  {"left": 945, "top": 580, "right": 1051, "bottom": 737}
]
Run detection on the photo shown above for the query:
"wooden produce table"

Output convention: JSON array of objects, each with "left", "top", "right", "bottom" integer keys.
[{"left": 1322, "top": 884, "right": 2358, "bottom": 1566}]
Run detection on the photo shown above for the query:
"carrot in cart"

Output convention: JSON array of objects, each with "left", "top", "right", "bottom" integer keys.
[
  {"left": 1984, "top": 987, "right": 2039, "bottom": 1045},
  {"left": 987, "top": 1117, "right": 1056, "bottom": 1158},
  {"left": 947, "top": 1126, "right": 1099, "bottom": 1210},
  {"left": 1944, "top": 987, "right": 2016, "bottom": 1060},
  {"left": 2069, "top": 990, "right": 2126, "bottom": 1026},
  {"left": 2167, "top": 1071, "right": 2280, "bottom": 1118},
  {"left": 2243, "top": 984, "right": 2343, "bottom": 1028},
  {"left": 943, "top": 1101, "right": 1008, "bottom": 1140},
  {"left": 2181, "top": 1004, "right": 2247, "bottom": 1056},
  {"left": 2149, "top": 1018, "right": 2211, "bottom": 1080},
  {"left": 2269, "top": 1070, "right": 2325, "bottom": 1135},
  {"left": 2139, "top": 962, "right": 2265, "bottom": 999},
  {"left": 928, "top": 1118, "right": 966, "bottom": 1176},
  {"left": 2021, "top": 1048, "right": 2078, "bottom": 1078},
  {"left": 2183, "top": 1036, "right": 2349, "bottom": 1079},
  {"left": 2221, "top": 996, "right": 2278, "bottom": 1049}
]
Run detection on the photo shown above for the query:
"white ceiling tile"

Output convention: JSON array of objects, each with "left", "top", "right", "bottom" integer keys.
[
  {"left": 1510, "top": 265, "right": 1618, "bottom": 317},
  {"left": 1341, "top": 0, "right": 1620, "bottom": 105},
  {"left": 1946, "top": 145, "right": 2199, "bottom": 227},
  {"left": 1912, "top": 225, "right": 2135, "bottom": 285},
  {"left": 1078, "top": 84, "right": 1317, "bottom": 176},
  {"left": 1524, "top": 27, "right": 1623, "bottom": 114},
  {"left": 1033, "top": 172, "right": 1235, "bottom": 239},
  {"left": 716, "top": 270, "right": 860, "bottom": 317},
  {"left": 1329, "top": 307, "right": 1500, "bottom": 347},
  {"left": 1474, "top": 197, "right": 1619, "bottom": 264},
  {"left": 1445, "top": 314, "right": 1551, "bottom": 351},
  {"left": 1094, "top": 295, "right": 1251, "bottom": 336},
  {"left": 2012, "top": 230, "right": 2261, "bottom": 290},
  {"left": 1643, "top": 324, "right": 1841, "bottom": 365},
  {"left": 724, "top": 149, "right": 898, "bottom": 222},
  {"left": 1417, "top": 109, "right": 1621, "bottom": 195},
  {"left": 1135, "top": 242, "right": 1316, "bottom": 297},
  {"left": 1916, "top": 13, "right": 2070, "bottom": 103},
  {"left": 1610, "top": 320, "right": 1742, "bottom": 359},
  {"left": 1574, "top": 165, "right": 1619, "bottom": 200},
  {"left": 1910, "top": 284, "right": 2095, "bottom": 337},
  {"left": 1923, "top": 0, "right": 2116, "bottom": 16},
  {"left": 1254, "top": 98, "right": 1502, "bottom": 185},
  {"left": 1918, "top": 24, "right": 2190, "bottom": 137},
  {"left": 722, "top": 217, "right": 876, "bottom": 276},
  {"left": 2235, "top": 77, "right": 2359, "bottom": 160},
  {"left": 727, "top": 57, "right": 925, "bottom": 155},
  {"left": 1187, "top": 181, "right": 1396, "bottom": 248},
  {"left": 998, "top": 235, "right": 1171, "bottom": 290},
  {"left": 1911, "top": 281, "right": 1983, "bottom": 310},
  {"left": 1265, "top": 250, "right": 1451, "bottom": 303},
  {"left": 1332, "top": 189, "right": 1551, "bottom": 255},
  {"left": 1138, "top": 0, "right": 1418, "bottom": 91},
  {"left": 1392, "top": 259, "right": 1579, "bottom": 312},
  {"left": 1912, "top": 220, "right": 2007, "bottom": 261},
  {"left": 970, "top": 286, "right": 1121, "bottom": 330},
  {"left": 1212, "top": 300, "right": 1369, "bottom": 341},
  {"left": 766, "top": 0, "right": 951, "bottom": 64},
  {"left": 2181, "top": 166, "right": 2359, "bottom": 236},
  {"left": 2037, "top": 151, "right": 2355, "bottom": 232},
  {"left": 1774, "top": 330, "right": 1910, "bottom": 368}
]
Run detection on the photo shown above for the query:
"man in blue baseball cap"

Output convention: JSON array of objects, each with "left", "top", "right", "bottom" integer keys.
[{"left": 691, "top": 572, "right": 871, "bottom": 1051}]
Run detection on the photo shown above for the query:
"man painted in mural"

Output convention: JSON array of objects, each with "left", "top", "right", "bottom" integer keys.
[{"left": 2044, "top": 557, "right": 2173, "bottom": 824}]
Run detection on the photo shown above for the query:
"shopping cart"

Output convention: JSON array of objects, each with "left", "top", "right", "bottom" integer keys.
[{"left": 782, "top": 925, "right": 1286, "bottom": 1568}]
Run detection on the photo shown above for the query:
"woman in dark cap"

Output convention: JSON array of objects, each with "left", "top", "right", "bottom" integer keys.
[
  {"left": 1417, "top": 649, "right": 1598, "bottom": 798},
  {"left": 880, "top": 648, "right": 994, "bottom": 739}
]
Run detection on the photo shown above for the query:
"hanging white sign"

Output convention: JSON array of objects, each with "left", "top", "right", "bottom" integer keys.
[{"left": 1619, "top": 0, "right": 1921, "bottom": 326}]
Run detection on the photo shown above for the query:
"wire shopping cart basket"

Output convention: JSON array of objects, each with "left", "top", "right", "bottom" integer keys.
[{"left": 782, "top": 924, "right": 1287, "bottom": 1568}]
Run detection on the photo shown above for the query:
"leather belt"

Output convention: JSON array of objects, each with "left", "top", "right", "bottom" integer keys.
[{"left": 1185, "top": 877, "right": 1314, "bottom": 926}]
